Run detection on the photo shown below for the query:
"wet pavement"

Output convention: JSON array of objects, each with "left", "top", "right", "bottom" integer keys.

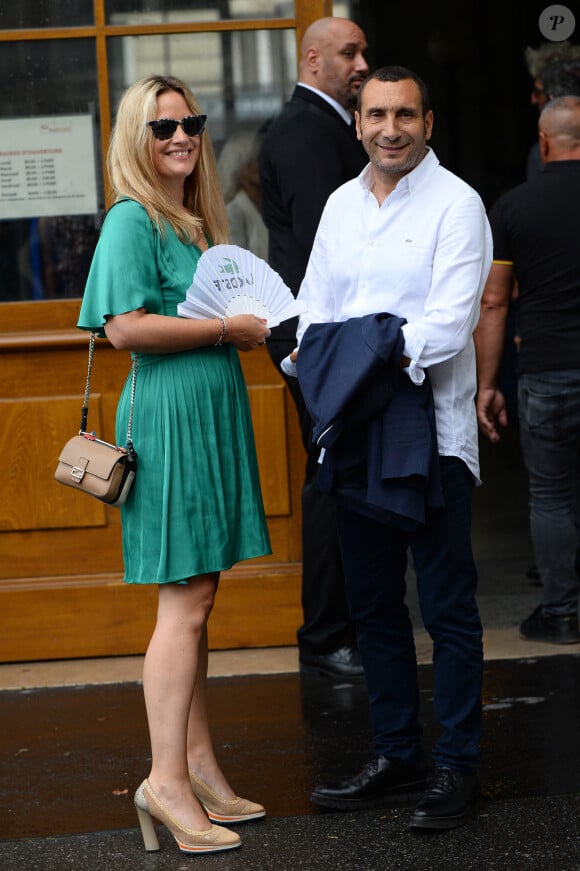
[
  {"left": 2, "top": 425, "right": 580, "bottom": 869},
  {"left": 1, "top": 655, "right": 580, "bottom": 870}
]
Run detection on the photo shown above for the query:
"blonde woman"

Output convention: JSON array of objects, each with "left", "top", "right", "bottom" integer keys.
[{"left": 78, "top": 75, "right": 271, "bottom": 856}]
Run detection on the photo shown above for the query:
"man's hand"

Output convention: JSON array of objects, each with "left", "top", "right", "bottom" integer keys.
[
  {"left": 473, "top": 261, "right": 513, "bottom": 443},
  {"left": 476, "top": 386, "right": 508, "bottom": 442}
]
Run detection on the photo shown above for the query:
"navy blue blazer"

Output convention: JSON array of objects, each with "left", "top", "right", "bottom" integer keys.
[{"left": 296, "top": 314, "right": 443, "bottom": 530}]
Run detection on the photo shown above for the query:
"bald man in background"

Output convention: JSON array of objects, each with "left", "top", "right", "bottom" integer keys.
[
  {"left": 475, "top": 96, "right": 580, "bottom": 645},
  {"left": 259, "top": 18, "right": 369, "bottom": 677}
]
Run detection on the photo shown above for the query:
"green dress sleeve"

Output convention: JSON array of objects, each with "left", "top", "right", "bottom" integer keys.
[{"left": 77, "top": 199, "right": 164, "bottom": 336}]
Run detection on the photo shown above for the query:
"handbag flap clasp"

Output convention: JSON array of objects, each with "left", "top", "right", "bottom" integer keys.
[{"left": 71, "top": 457, "right": 89, "bottom": 481}]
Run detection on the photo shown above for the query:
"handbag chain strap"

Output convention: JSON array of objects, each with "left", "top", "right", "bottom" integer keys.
[{"left": 80, "top": 332, "right": 138, "bottom": 458}]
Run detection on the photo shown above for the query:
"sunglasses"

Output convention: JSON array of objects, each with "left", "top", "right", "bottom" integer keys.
[{"left": 147, "top": 114, "right": 207, "bottom": 140}]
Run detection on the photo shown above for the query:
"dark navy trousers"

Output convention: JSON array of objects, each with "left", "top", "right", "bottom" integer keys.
[{"left": 335, "top": 456, "right": 483, "bottom": 774}]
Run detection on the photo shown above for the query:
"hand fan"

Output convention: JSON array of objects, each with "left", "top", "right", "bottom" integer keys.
[{"left": 177, "top": 244, "right": 306, "bottom": 327}]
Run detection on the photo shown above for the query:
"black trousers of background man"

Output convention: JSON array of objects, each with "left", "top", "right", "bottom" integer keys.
[{"left": 267, "top": 337, "right": 356, "bottom": 656}]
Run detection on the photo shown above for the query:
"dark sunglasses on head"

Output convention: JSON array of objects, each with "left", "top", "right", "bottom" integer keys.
[{"left": 147, "top": 114, "right": 207, "bottom": 140}]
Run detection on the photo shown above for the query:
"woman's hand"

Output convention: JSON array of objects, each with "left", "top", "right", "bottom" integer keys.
[
  {"left": 104, "top": 309, "right": 271, "bottom": 354},
  {"left": 224, "top": 315, "right": 270, "bottom": 351}
]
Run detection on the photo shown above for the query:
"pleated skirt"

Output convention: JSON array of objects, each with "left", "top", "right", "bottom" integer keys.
[{"left": 116, "top": 345, "right": 271, "bottom": 584}]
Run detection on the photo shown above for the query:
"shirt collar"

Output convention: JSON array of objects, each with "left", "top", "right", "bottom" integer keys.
[
  {"left": 358, "top": 146, "right": 439, "bottom": 194},
  {"left": 297, "top": 82, "right": 354, "bottom": 126}
]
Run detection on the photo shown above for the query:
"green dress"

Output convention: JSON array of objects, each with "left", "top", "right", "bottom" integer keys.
[{"left": 77, "top": 199, "right": 271, "bottom": 583}]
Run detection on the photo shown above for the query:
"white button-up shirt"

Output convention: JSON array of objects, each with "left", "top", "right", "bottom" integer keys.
[{"left": 295, "top": 148, "right": 492, "bottom": 481}]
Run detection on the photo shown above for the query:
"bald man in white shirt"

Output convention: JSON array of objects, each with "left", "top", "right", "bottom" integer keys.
[{"left": 291, "top": 66, "right": 492, "bottom": 831}]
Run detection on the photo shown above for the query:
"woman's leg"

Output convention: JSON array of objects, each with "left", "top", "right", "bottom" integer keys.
[
  {"left": 186, "top": 624, "right": 237, "bottom": 799},
  {"left": 144, "top": 572, "right": 219, "bottom": 830}
]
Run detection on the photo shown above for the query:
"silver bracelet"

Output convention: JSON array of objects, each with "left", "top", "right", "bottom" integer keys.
[{"left": 214, "top": 315, "right": 227, "bottom": 347}]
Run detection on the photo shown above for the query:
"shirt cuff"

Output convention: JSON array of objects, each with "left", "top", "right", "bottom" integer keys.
[
  {"left": 401, "top": 323, "right": 426, "bottom": 386},
  {"left": 281, "top": 353, "right": 298, "bottom": 378}
]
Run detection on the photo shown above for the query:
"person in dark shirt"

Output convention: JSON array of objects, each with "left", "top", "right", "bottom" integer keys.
[
  {"left": 259, "top": 17, "right": 369, "bottom": 678},
  {"left": 524, "top": 40, "right": 580, "bottom": 178},
  {"left": 475, "top": 96, "right": 580, "bottom": 645}
]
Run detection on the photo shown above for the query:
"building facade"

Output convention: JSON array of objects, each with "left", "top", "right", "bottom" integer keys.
[{"left": 0, "top": 0, "right": 340, "bottom": 662}]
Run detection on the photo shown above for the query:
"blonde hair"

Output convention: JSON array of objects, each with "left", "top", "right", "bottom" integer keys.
[{"left": 108, "top": 75, "right": 228, "bottom": 245}]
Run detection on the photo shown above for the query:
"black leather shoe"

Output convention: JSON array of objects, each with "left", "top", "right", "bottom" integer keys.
[
  {"left": 299, "top": 645, "right": 365, "bottom": 678},
  {"left": 310, "top": 756, "right": 428, "bottom": 810},
  {"left": 408, "top": 766, "right": 480, "bottom": 829},
  {"left": 519, "top": 606, "right": 580, "bottom": 644}
]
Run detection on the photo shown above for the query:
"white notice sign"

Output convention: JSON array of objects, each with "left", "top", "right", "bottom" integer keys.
[{"left": 0, "top": 115, "right": 98, "bottom": 220}]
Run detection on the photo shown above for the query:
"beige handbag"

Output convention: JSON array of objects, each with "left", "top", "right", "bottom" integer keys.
[{"left": 55, "top": 333, "right": 138, "bottom": 507}]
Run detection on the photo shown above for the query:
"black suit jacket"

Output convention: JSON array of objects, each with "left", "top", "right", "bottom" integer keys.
[{"left": 259, "top": 85, "right": 368, "bottom": 341}]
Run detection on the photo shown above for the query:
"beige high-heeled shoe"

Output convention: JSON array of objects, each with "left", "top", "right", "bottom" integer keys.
[
  {"left": 134, "top": 779, "right": 241, "bottom": 854},
  {"left": 189, "top": 770, "right": 266, "bottom": 824}
]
